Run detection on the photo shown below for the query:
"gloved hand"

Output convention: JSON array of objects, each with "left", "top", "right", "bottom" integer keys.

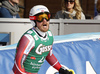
[{"left": 59, "top": 67, "right": 73, "bottom": 74}]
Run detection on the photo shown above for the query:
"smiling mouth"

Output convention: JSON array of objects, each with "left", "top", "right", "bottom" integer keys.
[{"left": 43, "top": 24, "right": 47, "bottom": 26}]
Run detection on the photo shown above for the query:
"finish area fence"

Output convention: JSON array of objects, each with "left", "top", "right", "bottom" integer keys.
[
  {"left": 0, "top": 18, "right": 100, "bottom": 45},
  {"left": 0, "top": 32, "right": 100, "bottom": 74},
  {"left": 0, "top": 18, "right": 100, "bottom": 74}
]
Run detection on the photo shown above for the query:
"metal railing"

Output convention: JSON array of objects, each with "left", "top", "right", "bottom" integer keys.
[{"left": 0, "top": 18, "right": 100, "bottom": 44}]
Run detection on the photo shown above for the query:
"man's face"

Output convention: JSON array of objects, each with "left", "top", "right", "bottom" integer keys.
[
  {"left": 10, "top": 0, "right": 19, "bottom": 4},
  {"left": 36, "top": 19, "right": 50, "bottom": 32},
  {"left": 34, "top": 13, "right": 50, "bottom": 32}
]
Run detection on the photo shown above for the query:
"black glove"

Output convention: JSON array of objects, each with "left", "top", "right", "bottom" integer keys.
[{"left": 59, "top": 67, "right": 73, "bottom": 74}]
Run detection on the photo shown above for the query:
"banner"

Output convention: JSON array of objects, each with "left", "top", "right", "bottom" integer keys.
[{"left": 0, "top": 32, "right": 100, "bottom": 74}]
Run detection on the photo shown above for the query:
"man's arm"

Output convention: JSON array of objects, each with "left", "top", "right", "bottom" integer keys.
[
  {"left": 13, "top": 34, "right": 35, "bottom": 73},
  {"left": 46, "top": 49, "right": 73, "bottom": 74},
  {"left": 46, "top": 50, "right": 61, "bottom": 70}
]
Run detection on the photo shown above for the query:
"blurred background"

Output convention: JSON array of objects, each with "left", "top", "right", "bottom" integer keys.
[{"left": 19, "top": 0, "right": 95, "bottom": 18}]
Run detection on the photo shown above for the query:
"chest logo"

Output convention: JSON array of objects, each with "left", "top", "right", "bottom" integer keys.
[{"left": 35, "top": 44, "right": 52, "bottom": 55}]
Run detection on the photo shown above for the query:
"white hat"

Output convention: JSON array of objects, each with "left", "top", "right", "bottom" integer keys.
[{"left": 29, "top": 5, "right": 50, "bottom": 26}]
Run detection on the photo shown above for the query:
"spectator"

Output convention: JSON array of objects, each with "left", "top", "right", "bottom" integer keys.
[
  {"left": 0, "top": 0, "right": 20, "bottom": 18},
  {"left": 55, "top": 0, "right": 85, "bottom": 19},
  {"left": 0, "top": 1, "right": 2, "bottom": 7},
  {"left": 94, "top": 0, "right": 100, "bottom": 20},
  {"left": 11, "top": 5, "right": 74, "bottom": 74}
]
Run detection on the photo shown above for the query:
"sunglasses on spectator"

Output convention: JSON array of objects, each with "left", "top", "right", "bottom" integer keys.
[
  {"left": 30, "top": 13, "right": 50, "bottom": 22},
  {"left": 65, "top": 0, "right": 75, "bottom": 3}
]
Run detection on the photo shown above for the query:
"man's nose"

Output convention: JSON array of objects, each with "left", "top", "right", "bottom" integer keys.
[{"left": 43, "top": 18, "right": 47, "bottom": 22}]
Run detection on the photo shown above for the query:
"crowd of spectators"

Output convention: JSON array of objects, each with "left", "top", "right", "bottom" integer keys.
[{"left": 0, "top": 0, "right": 100, "bottom": 20}]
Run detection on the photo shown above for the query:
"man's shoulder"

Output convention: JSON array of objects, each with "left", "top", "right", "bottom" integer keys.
[
  {"left": 0, "top": 6, "right": 9, "bottom": 13},
  {"left": 47, "top": 30, "right": 53, "bottom": 37},
  {"left": 0, "top": 7, "right": 12, "bottom": 17},
  {"left": 25, "top": 29, "right": 34, "bottom": 34},
  {"left": 0, "top": 7, "right": 8, "bottom": 10}
]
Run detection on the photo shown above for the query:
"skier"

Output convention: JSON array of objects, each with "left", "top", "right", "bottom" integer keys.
[{"left": 12, "top": 5, "right": 73, "bottom": 74}]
